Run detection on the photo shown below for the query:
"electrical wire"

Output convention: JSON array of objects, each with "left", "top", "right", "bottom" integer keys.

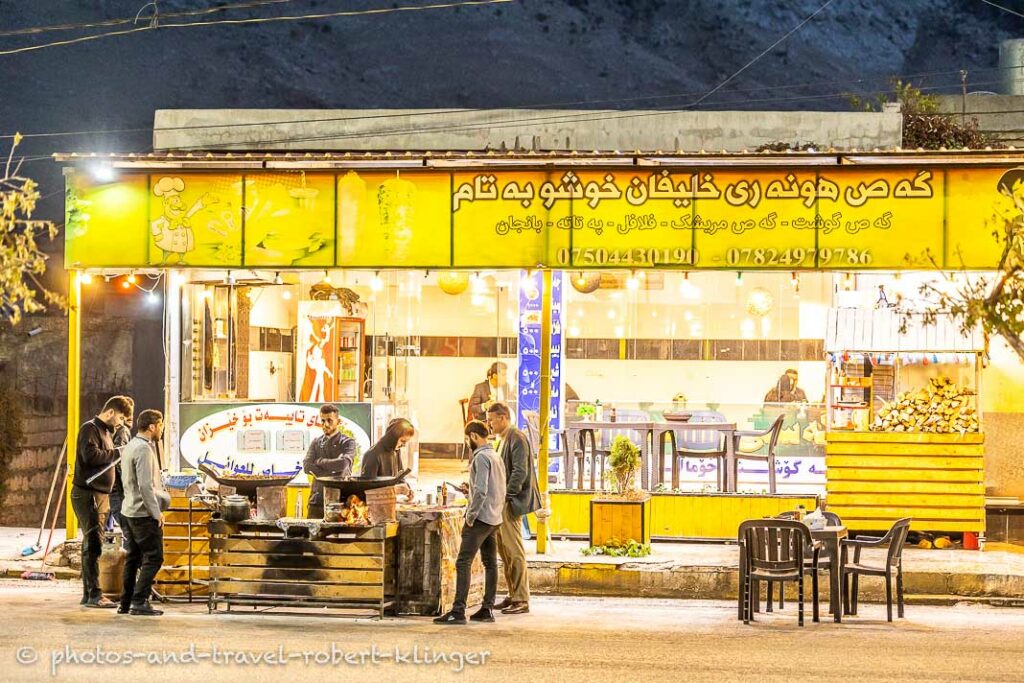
[
  {"left": 0, "top": 0, "right": 303, "bottom": 38},
  {"left": 979, "top": 0, "right": 1024, "bottom": 20},
  {"left": 0, "top": 0, "right": 513, "bottom": 57}
]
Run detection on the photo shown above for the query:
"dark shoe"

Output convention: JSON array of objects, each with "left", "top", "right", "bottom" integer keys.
[
  {"left": 129, "top": 603, "right": 163, "bottom": 616},
  {"left": 116, "top": 604, "right": 130, "bottom": 614},
  {"left": 495, "top": 597, "right": 513, "bottom": 610},
  {"left": 433, "top": 611, "right": 467, "bottom": 625},
  {"left": 469, "top": 608, "right": 495, "bottom": 623},
  {"left": 501, "top": 601, "right": 529, "bottom": 615},
  {"left": 84, "top": 597, "right": 118, "bottom": 609}
]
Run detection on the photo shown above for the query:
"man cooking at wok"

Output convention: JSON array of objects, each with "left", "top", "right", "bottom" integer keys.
[{"left": 303, "top": 404, "right": 357, "bottom": 519}]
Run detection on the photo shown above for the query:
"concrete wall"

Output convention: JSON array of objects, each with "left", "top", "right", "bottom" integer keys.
[
  {"left": 936, "top": 95, "right": 1024, "bottom": 146},
  {"left": 153, "top": 108, "right": 902, "bottom": 152}
]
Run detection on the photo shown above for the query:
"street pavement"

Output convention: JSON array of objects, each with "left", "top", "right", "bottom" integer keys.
[{"left": 1, "top": 580, "right": 1023, "bottom": 682}]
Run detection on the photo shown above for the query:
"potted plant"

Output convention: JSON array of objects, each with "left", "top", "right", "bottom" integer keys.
[
  {"left": 589, "top": 436, "right": 652, "bottom": 548},
  {"left": 576, "top": 403, "right": 596, "bottom": 422}
]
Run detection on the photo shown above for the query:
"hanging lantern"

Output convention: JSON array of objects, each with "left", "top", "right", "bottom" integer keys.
[
  {"left": 570, "top": 271, "right": 602, "bottom": 294},
  {"left": 438, "top": 271, "right": 470, "bottom": 295},
  {"left": 745, "top": 287, "right": 775, "bottom": 317}
]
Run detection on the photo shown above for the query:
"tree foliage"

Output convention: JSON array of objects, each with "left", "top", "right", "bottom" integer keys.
[{"left": 1, "top": 135, "right": 65, "bottom": 325}]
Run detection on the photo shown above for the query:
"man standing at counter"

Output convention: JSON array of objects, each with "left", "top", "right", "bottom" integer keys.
[
  {"left": 469, "top": 362, "right": 511, "bottom": 421},
  {"left": 434, "top": 420, "right": 506, "bottom": 625},
  {"left": 303, "top": 404, "right": 357, "bottom": 519},
  {"left": 486, "top": 402, "right": 541, "bottom": 615},
  {"left": 71, "top": 395, "right": 132, "bottom": 608}
]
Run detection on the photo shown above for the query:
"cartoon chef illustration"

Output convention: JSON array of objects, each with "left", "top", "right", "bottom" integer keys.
[{"left": 151, "top": 176, "right": 218, "bottom": 264}]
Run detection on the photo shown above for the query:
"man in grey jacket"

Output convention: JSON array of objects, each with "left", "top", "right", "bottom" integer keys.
[
  {"left": 118, "top": 409, "right": 171, "bottom": 616},
  {"left": 486, "top": 402, "right": 542, "bottom": 615},
  {"left": 434, "top": 420, "right": 506, "bottom": 625}
]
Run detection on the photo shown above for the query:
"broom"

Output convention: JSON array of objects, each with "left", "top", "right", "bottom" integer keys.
[
  {"left": 21, "top": 439, "right": 67, "bottom": 556},
  {"left": 21, "top": 473, "right": 66, "bottom": 581}
]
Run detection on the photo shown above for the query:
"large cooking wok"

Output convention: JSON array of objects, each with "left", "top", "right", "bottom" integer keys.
[
  {"left": 316, "top": 468, "right": 411, "bottom": 497},
  {"left": 198, "top": 462, "right": 297, "bottom": 498}
]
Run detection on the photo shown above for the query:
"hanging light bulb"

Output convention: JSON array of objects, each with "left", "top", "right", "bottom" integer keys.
[
  {"left": 323, "top": 270, "right": 332, "bottom": 284},
  {"left": 121, "top": 278, "right": 131, "bottom": 289},
  {"left": 127, "top": 271, "right": 137, "bottom": 285},
  {"left": 626, "top": 271, "right": 640, "bottom": 291},
  {"left": 370, "top": 271, "right": 384, "bottom": 292},
  {"left": 790, "top": 272, "right": 799, "bottom": 287},
  {"left": 282, "top": 289, "right": 292, "bottom": 301},
  {"left": 172, "top": 271, "right": 187, "bottom": 286},
  {"left": 735, "top": 272, "right": 744, "bottom": 286},
  {"left": 78, "top": 272, "right": 93, "bottom": 285},
  {"left": 226, "top": 270, "right": 236, "bottom": 285},
  {"left": 273, "top": 272, "right": 283, "bottom": 285}
]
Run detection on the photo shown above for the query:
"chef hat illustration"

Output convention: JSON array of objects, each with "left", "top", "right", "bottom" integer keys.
[{"left": 154, "top": 176, "right": 185, "bottom": 197}]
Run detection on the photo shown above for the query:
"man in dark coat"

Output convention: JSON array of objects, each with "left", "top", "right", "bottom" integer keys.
[
  {"left": 302, "top": 404, "right": 357, "bottom": 518},
  {"left": 486, "top": 402, "right": 542, "bottom": 615},
  {"left": 469, "top": 362, "right": 511, "bottom": 422}
]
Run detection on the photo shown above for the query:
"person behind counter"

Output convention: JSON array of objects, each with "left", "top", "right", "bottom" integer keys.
[
  {"left": 71, "top": 395, "right": 132, "bottom": 609},
  {"left": 486, "top": 402, "right": 542, "bottom": 616},
  {"left": 360, "top": 418, "right": 415, "bottom": 478},
  {"left": 118, "top": 409, "right": 171, "bottom": 617},
  {"left": 303, "top": 404, "right": 357, "bottom": 519},
  {"left": 434, "top": 419, "right": 506, "bottom": 625},
  {"left": 469, "top": 362, "right": 511, "bottom": 421},
  {"left": 764, "top": 368, "right": 808, "bottom": 404}
]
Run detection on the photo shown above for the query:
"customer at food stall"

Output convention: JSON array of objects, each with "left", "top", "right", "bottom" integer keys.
[
  {"left": 486, "top": 402, "right": 542, "bottom": 615},
  {"left": 106, "top": 397, "right": 134, "bottom": 532},
  {"left": 302, "top": 404, "right": 357, "bottom": 519},
  {"left": 764, "top": 369, "right": 808, "bottom": 404},
  {"left": 71, "top": 395, "right": 132, "bottom": 609},
  {"left": 434, "top": 420, "right": 506, "bottom": 625},
  {"left": 118, "top": 409, "right": 170, "bottom": 616},
  {"left": 360, "top": 418, "right": 416, "bottom": 501},
  {"left": 469, "top": 362, "right": 511, "bottom": 421}
]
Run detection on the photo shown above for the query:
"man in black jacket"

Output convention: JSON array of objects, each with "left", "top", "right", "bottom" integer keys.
[
  {"left": 303, "top": 404, "right": 357, "bottom": 518},
  {"left": 71, "top": 395, "right": 133, "bottom": 608},
  {"left": 486, "top": 402, "right": 542, "bottom": 615}
]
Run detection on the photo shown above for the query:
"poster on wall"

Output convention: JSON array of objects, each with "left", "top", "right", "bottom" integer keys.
[
  {"left": 517, "top": 271, "right": 564, "bottom": 448},
  {"left": 178, "top": 402, "right": 373, "bottom": 476},
  {"left": 296, "top": 301, "right": 344, "bottom": 402}
]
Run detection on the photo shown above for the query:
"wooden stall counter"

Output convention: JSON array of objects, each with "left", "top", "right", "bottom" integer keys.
[
  {"left": 825, "top": 431, "right": 985, "bottom": 535},
  {"left": 396, "top": 504, "right": 483, "bottom": 616}
]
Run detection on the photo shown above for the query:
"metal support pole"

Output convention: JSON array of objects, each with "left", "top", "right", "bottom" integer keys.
[
  {"left": 65, "top": 272, "right": 82, "bottom": 538},
  {"left": 537, "top": 269, "right": 553, "bottom": 554}
]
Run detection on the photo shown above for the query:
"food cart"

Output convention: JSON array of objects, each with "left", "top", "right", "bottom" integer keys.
[{"left": 824, "top": 308, "right": 985, "bottom": 543}]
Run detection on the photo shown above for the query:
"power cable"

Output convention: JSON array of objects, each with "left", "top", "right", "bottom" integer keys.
[
  {"left": 0, "top": 0, "right": 513, "bottom": 57},
  {"left": 979, "top": 0, "right": 1024, "bottom": 20},
  {"left": 0, "top": 0, "right": 302, "bottom": 38}
]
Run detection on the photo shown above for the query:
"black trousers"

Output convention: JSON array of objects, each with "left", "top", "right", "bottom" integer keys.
[
  {"left": 70, "top": 485, "right": 103, "bottom": 601},
  {"left": 453, "top": 519, "right": 500, "bottom": 614},
  {"left": 120, "top": 516, "right": 164, "bottom": 608}
]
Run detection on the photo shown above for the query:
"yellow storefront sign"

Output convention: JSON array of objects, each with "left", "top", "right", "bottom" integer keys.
[{"left": 64, "top": 164, "right": 1018, "bottom": 270}]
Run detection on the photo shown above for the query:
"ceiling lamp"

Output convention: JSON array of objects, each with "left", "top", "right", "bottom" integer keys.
[
  {"left": 570, "top": 271, "right": 602, "bottom": 294},
  {"left": 437, "top": 271, "right": 470, "bottom": 295}
]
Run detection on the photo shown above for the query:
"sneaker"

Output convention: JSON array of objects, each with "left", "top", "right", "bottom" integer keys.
[
  {"left": 129, "top": 603, "right": 164, "bottom": 616},
  {"left": 469, "top": 608, "right": 495, "bottom": 623},
  {"left": 432, "top": 611, "right": 467, "bottom": 625},
  {"left": 501, "top": 601, "right": 530, "bottom": 615}
]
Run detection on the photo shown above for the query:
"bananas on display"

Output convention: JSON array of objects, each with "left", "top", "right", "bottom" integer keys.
[{"left": 870, "top": 376, "right": 979, "bottom": 434}]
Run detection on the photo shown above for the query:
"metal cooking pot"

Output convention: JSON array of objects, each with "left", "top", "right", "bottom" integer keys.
[{"left": 220, "top": 494, "right": 252, "bottom": 523}]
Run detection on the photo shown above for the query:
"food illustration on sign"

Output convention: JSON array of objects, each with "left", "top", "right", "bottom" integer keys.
[{"left": 151, "top": 176, "right": 218, "bottom": 263}]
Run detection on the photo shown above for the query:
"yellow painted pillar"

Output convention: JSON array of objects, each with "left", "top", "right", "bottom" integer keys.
[
  {"left": 65, "top": 272, "right": 81, "bottom": 538},
  {"left": 537, "top": 269, "right": 552, "bottom": 554}
]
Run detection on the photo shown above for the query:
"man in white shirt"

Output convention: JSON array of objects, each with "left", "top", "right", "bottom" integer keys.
[{"left": 118, "top": 409, "right": 171, "bottom": 616}]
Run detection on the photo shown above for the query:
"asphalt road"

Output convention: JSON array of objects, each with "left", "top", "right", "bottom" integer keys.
[{"left": 2, "top": 580, "right": 1023, "bottom": 682}]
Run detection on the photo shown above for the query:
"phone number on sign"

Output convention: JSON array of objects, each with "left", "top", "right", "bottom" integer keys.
[
  {"left": 555, "top": 247, "right": 698, "bottom": 266},
  {"left": 725, "top": 247, "right": 873, "bottom": 266}
]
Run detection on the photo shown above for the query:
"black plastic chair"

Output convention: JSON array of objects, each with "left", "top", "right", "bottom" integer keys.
[
  {"left": 769, "top": 510, "right": 842, "bottom": 612},
  {"left": 842, "top": 517, "right": 912, "bottom": 622},
  {"left": 731, "top": 415, "right": 785, "bottom": 493},
  {"left": 738, "top": 519, "right": 819, "bottom": 626}
]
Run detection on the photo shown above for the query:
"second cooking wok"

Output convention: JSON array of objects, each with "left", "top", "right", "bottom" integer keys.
[{"left": 316, "top": 468, "right": 411, "bottom": 497}]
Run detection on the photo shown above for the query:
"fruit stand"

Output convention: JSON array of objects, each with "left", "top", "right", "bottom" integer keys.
[{"left": 823, "top": 309, "right": 985, "bottom": 540}]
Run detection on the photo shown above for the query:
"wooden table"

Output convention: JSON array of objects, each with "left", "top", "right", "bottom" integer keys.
[
  {"left": 652, "top": 423, "right": 737, "bottom": 491},
  {"left": 810, "top": 524, "right": 848, "bottom": 623}
]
